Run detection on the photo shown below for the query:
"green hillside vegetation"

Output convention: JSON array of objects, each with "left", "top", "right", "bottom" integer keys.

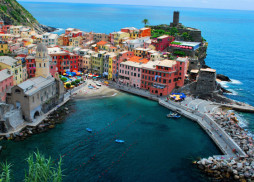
[{"left": 0, "top": 0, "right": 43, "bottom": 32}]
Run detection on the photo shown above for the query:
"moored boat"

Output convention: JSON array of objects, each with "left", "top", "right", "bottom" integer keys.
[
  {"left": 115, "top": 139, "right": 125, "bottom": 143},
  {"left": 86, "top": 128, "right": 92, "bottom": 133}
]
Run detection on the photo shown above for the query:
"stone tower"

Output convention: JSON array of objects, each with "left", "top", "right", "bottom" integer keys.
[
  {"left": 173, "top": 11, "right": 180, "bottom": 26},
  {"left": 35, "top": 43, "right": 51, "bottom": 78}
]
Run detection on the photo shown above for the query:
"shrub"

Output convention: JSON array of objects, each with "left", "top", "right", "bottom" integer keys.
[
  {"left": 66, "top": 83, "right": 71, "bottom": 88},
  {"left": 61, "top": 77, "right": 67, "bottom": 82},
  {"left": 71, "top": 81, "right": 76, "bottom": 85},
  {"left": 75, "top": 79, "right": 80, "bottom": 84}
]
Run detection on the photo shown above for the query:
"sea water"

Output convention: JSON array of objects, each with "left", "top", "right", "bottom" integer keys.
[{"left": 0, "top": 94, "right": 221, "bottom": 181}]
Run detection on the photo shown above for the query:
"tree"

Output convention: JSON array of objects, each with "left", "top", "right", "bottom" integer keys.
[
  {"left": 142, "top": 19, "right": 149, "bottom": 26},
  {"left": 75, "top": 79, "right": 80, "bottom": 84},
  {"left": 71, "top": 81, "right": 76, "bottom": 85}
]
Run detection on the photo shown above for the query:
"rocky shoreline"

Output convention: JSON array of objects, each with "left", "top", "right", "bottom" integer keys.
[
  {"left": 195, "top": 111, "right": 254, "bottom": 181},
  {"left": 0, "top": 102, "right": 74, "bottom": 142}
]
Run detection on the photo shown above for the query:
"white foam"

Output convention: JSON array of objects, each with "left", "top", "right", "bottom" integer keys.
[
  {"left": 53, "top": 28, "right": 64, "bottom": 33},
  {"left": 226, "top": 89, "right": 238, "bottom": 96},
  {"left": 219, "top": 81, "right": 229, "bottom": 88},
  {"left": 230, "top": 79, "right": 242, "bottom": 85},
  {"left": 112, "top": 93, "right": 118, "bottom": 97}
]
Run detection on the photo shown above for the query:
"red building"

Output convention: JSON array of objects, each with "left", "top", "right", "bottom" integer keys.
[
  {"left": 25, "top": 56, "right": 36, "bottom": 78},
  {"left": 0, "top": 69, "right": 13, "bottom": 102},
  {"left": 1, "top": 25, "right": 12, "bottom": 34},
  {"left": 152, "top": 35, "right": 174, "bottom": 52},
  {"left": 50, "top": 51, "right": 79, "bottom": 74},
  {"left": 141, "top": 57, "right": 188, "bottom": 96}
]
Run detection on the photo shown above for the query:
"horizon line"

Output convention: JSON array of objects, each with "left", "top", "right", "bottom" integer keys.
[{"left": 18, "top": 0, "right": 254, "bottom": 12}]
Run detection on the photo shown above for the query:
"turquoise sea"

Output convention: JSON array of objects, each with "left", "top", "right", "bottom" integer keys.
[{"left": 1, "top": 2, "right": 254, "bottom": 181}]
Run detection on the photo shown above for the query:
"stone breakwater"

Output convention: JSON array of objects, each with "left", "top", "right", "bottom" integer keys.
[
  {"left": 196, "top": 112, "right": 254, "bottom": 181},
  {"left": 0, "top": 103, "right": 74, "bottom": 142}
]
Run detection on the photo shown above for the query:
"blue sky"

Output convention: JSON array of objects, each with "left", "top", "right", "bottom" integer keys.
[{"left": 18, "top": 0, "right": 254, "bottom": 11}]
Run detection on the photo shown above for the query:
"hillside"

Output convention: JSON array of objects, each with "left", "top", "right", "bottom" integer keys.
[{"left": 0, "top": 0, "right": 55, "bottom": 33}]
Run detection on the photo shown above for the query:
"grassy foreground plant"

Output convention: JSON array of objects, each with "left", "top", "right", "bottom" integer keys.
[
  {"left": 0, "top": 151, "right": 63, "bottom": 182},
  {"left": 24, "top": 151, "right": 63, "bottom": 182}
]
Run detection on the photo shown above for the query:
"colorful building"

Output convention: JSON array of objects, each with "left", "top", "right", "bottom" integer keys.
[
  {"left": 91, "top": 51, "right": 106, "bottom": 75},
  {"left": 139, "top": 28, "right": 151, "bottom": 37},
  {"left": 111, "top": 31, "right": 130, "bottom": 46},
  {"left": 0, "top": 56, "right": 23, "bottom": 85},
  {"left": 140, "top": 57, "right": 188, "bottom": 96},
  {"left": 119, "top": 56, "right": 149, "bottom": 88},
  {"left": 152, "top": 35, "right": 174, "bottom": 52},
  {"left": 26, "top": 56, "right": 36, "bottom": 78},
  {"left": 0, "top": 41, "right": 9, "bottom": 54},
  {"left": 0, "top": 69, "right": 13, "bottom": 102}
]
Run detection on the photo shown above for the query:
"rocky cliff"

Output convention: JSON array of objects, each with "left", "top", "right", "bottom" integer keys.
[{"left": 0, "top": 0, "right": 56, "bottom": 33}]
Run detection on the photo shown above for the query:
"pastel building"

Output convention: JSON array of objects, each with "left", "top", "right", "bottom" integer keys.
[
  {"left": 0, "top": 56, "right": 23, "bottom": 85},
  {"left": 152, "top": 35, "right": 174, "bottom": 52},
  {"left": 119, "top": 56, "right": 149, "bottom": 88},
  {"left": 91, "top": 51, "right": 106, "bottom": 74},
  {"left": 123, "top": 37, "right": 150, "bottom": 51},
  {"left": 42, "top": 33, "right": 58, "bottom": 46},
  {"left": 0, "top": 41, "right": 9, "bottom": 54},
  {"left": 111, "top": 31, "right": 130, "bottom": 46},
  {"left": 0, "top": 69, "right": 13, "bottom": 102},
  {"left": 121, "top": 27, "right": 139, "bottom": 39},
  {"left": 141, "top": 57, "right": 188, "bottom": 96}
]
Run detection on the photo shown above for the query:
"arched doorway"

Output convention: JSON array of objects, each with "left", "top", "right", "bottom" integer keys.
[
  {"left": 155, "top": 90, "right": 158, "bottom": 94},
  {"left": 160, "top": 93, "right": 163, "bottom": 96},
  {"left": 134, "top": 84, "right": 136, "bottom": 88},
  {"left": 34, "top": 111, "right": 40, "bottom": 119}
]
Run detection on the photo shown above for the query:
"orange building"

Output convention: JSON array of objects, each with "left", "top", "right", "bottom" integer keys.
[
  {"left": 63, "top": 36, "right": 69, "bottom": 46},
  {"left": 139, "top": 28, "right": 151, "bottom": 37}
]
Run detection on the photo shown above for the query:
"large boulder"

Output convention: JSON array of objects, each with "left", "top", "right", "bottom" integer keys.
[{"left": 217, "top": 74, "right": 231, "bottom": 82}]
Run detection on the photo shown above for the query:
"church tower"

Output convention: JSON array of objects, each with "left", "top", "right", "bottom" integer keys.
[{"left": 35, "top": 43, "right": 51, "bottom": 78}]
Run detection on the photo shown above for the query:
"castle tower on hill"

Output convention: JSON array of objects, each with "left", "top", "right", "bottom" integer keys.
[
  {"left": 35, "top": 43, "right": 51, "bottom": 78},
  {"left": 170, "top": 11, "right": 182, "bottom": 27}
]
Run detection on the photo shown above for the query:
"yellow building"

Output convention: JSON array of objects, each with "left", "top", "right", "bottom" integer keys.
[
  {"left": 0, "top": 56, "right": 23, "bottom": 85},
  {"left": 69, "top": 37, "right": 82, "bottom": 47},
  {"left": 108, "top": 53, "right": 116, "bottom": 80},
  {"left": 112, "top": 31, "right": 130, "bottom": 45},
  {"left": 0, "top": 41, "right": 9, "bottom": 54}
]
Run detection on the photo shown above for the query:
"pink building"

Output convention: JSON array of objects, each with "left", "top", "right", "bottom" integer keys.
[
  {"left": 119, "top": 56, "right": 149, "bottom": 88},
  {"left": 0, "top": 69, "right": 13, "bottom": 102},
  {"left": 112, "top": 51, "right": 134, "bottom": 80},
  {"left": 152, "top": 35, "right": 174, "bottom": 52}
]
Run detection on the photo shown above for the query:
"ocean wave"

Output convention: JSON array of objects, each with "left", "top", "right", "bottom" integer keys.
[
  {"left": 230, "top": 79, "right": 243, "bottom": 85},
  {"left": 225, "top": 89, "right": 238, "bottom": 95},
  {"left": 53, "top": 28, "right": 64, "bottom": 33},
  {"left": 219, "top": 81, "right": 229, "bottom": 88}
]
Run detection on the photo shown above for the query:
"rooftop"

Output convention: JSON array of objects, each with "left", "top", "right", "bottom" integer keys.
[
  {"left": 18, "top": 76, "right": 55, "bottom": 96},
  {"left": 0, "top": 69, "right": 12, "bottom": 82},
  {"left": 200, "top": 68, "right": 216, "bottom": 73},
  {"left": 0, "top": 56, "right": 18, "bottom": 66}
]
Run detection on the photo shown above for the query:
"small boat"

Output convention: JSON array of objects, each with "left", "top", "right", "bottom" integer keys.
[
  {"left": 86, "top": 128, "right": 92, "bottom": 133},
  {"left": 115, "top": 139, "right": 125, "bottom": 143},
  {"left": 167, "top": 112, "right": 181, "bottom": 119}
]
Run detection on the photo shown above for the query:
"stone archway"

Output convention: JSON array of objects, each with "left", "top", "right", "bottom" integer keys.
[
  {"left": 0, "top": 121, "right": 7, "bottom": 133},
  {"left": 34, "top": 111, "right": 40, "bottom": 119}
]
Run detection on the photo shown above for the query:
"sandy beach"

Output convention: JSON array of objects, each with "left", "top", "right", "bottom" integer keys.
[{"left": 73, "top": 79, "right": 119, "bottom": 100}]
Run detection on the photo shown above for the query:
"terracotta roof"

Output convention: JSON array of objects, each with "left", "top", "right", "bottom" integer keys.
[
  {"left": 128, "top": 56, "right": 149, "bottom": 64},
  {"left": 97, "top": 41, "right": 108, "bottom": 45}
]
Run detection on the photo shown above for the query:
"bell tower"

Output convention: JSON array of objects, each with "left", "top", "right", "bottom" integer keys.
[{"left": 35, "top": 43, "right": 51, "bottom": 78}]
